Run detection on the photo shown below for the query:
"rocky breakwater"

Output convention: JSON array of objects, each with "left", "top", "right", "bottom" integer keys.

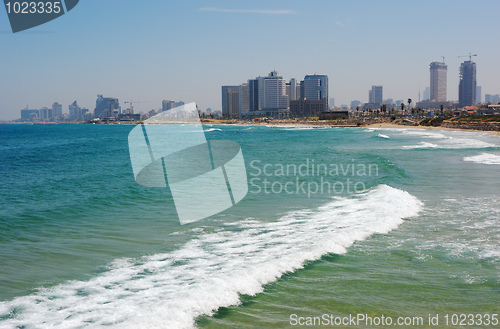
[
  {"left": 441, "top": 116, "right": 500, "bottom": 131},
  {"left": 442, "top": 120, "right": 500, "bottom": 131}
]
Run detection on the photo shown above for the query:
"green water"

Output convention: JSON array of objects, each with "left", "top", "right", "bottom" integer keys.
[{"left": 0, "top": 124, "right": 499, "bottom": 328}]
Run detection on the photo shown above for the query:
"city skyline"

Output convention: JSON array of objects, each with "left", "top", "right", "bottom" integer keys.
[
  {"left": 222, "top": 72, "right": 330, "bottom": 118},
  {"left": 13, "top": 57, "right": 495, "bottom": 122},
  {"left": 1, "top": 0, "right": 500, "bottom": 120}
]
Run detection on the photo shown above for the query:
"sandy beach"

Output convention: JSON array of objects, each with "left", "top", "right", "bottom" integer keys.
[
  {"left": 204, "top": 118, "right": 500, "bottom": 136},
  {"left": 363, "top": 122, "right": 500, "bottom": 136}
]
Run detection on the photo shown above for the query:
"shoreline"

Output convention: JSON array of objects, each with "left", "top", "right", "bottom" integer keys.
[
  {"left": 5, "top": 120, "right": 500, "bottom": 136},
  {"left": 204, "top": 119, "right": 500, "bottom": 136},
  {"left": 362, "top": 122, "right": 500, "bottom": 136},
  {"left": 215, "top": 119, "right": 500, "bottom": 136}
]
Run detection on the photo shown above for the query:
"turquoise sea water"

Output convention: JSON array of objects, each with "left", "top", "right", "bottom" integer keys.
[{"left": 0, "top": 124, "right": 499, "bottom": 328}]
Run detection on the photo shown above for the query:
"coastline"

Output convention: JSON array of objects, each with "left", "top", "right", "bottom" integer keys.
[
  {"left": 362, "top": 122, "right": 500, "bottom": 136},
  {"left": 6, "top": 119, "right": 500, "bottom": 136},
  {"left": 202, "top": 118, "right": 500, "bottom": 136}
]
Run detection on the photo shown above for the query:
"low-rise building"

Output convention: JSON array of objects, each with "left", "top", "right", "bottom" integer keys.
[{"left": 290, "top": 98, "right": 327, "bottom": 117}]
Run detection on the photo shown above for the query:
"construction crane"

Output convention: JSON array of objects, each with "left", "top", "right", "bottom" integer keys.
[
  {"left": 124, "top": 100, "right": 148, "bottom": 114},
  {"left": 458, "top": 53, "right": 477, "bottom": 61}
]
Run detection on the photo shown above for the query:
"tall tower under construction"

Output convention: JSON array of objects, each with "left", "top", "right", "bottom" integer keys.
[{"left": 458, "top": 60, "right": 477, "bottom": 107}]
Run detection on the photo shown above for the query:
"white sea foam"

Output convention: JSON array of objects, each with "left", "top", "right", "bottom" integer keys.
[
  {"left": 279, "top": 126, "right": 319, "bottom": 131},
  {"left": 417, "top": 197, "right": 500, "bottom": 266},
  {"left": 369, "top": 128, "right": 497, "bottom": 150},
  {"left": 439, "top": 137, "right": 495, "bottom": 149},
  {"left": 402, "top": 137, "right": 495, "bottom": 150},
  {"left": 403, "top": 130, "right": 447, "bottom": 139},
  {"left": 0, "top": 185, "right": 422, "bottom": 329},
  {"left": 402, "top": 141, "right": 439, "bottom": 149},
  {"left": 463, "top": 153, "right": 500, "bottom": 165},
  {"left": 203, "top": 128, "right": 223, "bottom": 132},
  {"left": 376, "top": 134, "right": 390, "bottom": 139}
]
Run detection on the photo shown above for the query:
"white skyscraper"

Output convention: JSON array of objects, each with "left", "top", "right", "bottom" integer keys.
[
  {"left": 430, "top": 61, "right": 447, "bottom": 102},
  {"left": 259, "top": 71, "right": 289, "bottom": 110},
  {"left": 287, "top": 78, "right": 298, "bottom": 101},
  {"left": 239, "top": 83, "right": 250, "bottom": 113},
  {"left": 52, "top": 102, "right": 62, "bottom": 119}
]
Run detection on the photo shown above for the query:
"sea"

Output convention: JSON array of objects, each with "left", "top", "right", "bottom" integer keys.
[{"left": 0, "top": 123, "right": 499, "bottom": 328}]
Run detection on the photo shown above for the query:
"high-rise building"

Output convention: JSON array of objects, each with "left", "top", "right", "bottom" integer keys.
[
  {"left": 476, "top": 86, "right": 482, "bottom": 103},
  {"left": 248, "top": 79, "right": 260, "bottom": 112},
  {"left": 39, "top": 107, "right": 52, "bottom": 120},
  {"left": 369, "top": 86, "right": 383, "bottom": 104},
  {"left": 69, "top": 101, "right": 81, "bottom": 120},
  {"left": 302, "top": 74, "right": 328, "bottom": 106},
  {"left": 239, "top": 84, "right": 250, "bottom": 114},
  {"left": 226, "top": 72, "right": 303, "bottom": 117},
  {"left": 162, "top": 100, "right": 176, "bottom": 112},
  {"left": 329, "top": 98, "right": 335, "bottom": 107},
  {"left": 161, "top": 100, "right": 185, "bottom": 112},
  {"left": 286, "top": 78, "right": 299, "bottom": 101},
  {"left": 485, "top": 94, "right": 500, "bottom": 103},
  {"left": 430, "top": 61, "right": 447, "bottom": 102},
  {"left": 52, "top": 102, "right": 63, "bottom": 120},
  {"left": 423, "top": 87, "right": 430, "bottom": 101},
  {"left": 259, "top": 71, "right": 288, "bottom": 111},
  {"left": 458, "top": 60, "right": 477, "bottom": 107},
  {"left": 81, "top": 108, "right": 90, "bottom": 121},
  {"left": 221, "top": 86, "right": 240, "bottom": 118},
  {"left": 20, "top": 108, "right": 39, "bottom": 121},
  {"left": 350, "top": 100, "right": 361, "bottom": 110},
  {"left": 94, "top": 94, "right": 120, "bottom": 118}
]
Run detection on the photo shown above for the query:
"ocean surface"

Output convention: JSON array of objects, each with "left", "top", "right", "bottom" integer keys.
[{"left": 0, "top": 124, "right": 499, "bottom": 328}]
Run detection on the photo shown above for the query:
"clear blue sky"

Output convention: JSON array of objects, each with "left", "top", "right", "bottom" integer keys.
[{"left": 1, "top": 0, "right": 499, "bottom": 120}]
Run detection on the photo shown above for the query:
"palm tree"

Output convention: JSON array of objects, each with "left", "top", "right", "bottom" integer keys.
[
  {"left": 407, "top": 98, "right": 412, "bottom": 116},
  {"left": 400, "top": 103, "right": 405, "bottom": 115}
]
